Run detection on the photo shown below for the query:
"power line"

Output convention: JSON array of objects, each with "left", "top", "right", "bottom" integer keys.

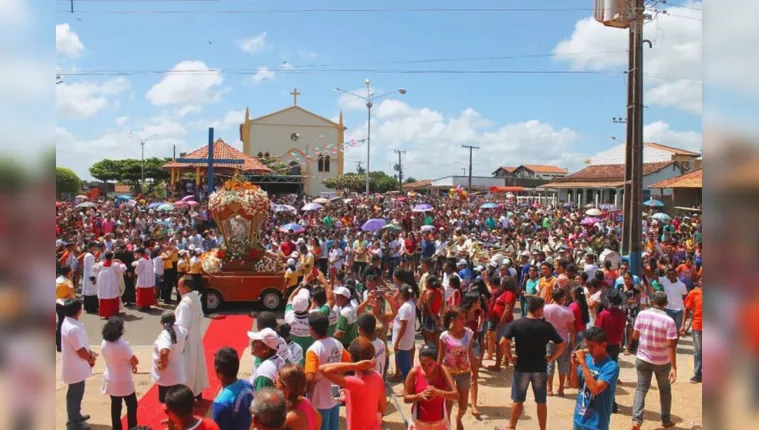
[{"left": 57, "top": 6, "right": 597, "bottom": 15}]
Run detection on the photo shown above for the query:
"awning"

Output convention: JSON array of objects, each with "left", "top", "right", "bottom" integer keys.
[
  {"left": 490, "top": 186, "right": 526, "bottom": 192},
  {"left": 538, "top": 181, "right": 625, "bottom": 189}
]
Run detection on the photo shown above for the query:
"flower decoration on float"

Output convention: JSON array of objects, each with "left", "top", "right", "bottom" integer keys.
[{"left": 448, "top": 185, "right": 469, "bottom": 201}]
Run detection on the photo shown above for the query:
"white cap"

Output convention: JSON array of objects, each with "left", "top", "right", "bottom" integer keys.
[
  {"left": 504, "top": 258, "right": 511, "bottom": 266},
  {"left": 520, "top": 250, "right": 530, "bottom": 257},
  {"left": 474, "top": 265, "right": 484, "bottom": 272},
  {"left": 489, "top": 261, "right": 498, "bottom": 268},
  {"left": 247, "top": 328, "right": 280, "bottom": 351},
  {"left": 286, "top": 258, "right": 296, "bottom": 266},
  {"left": 291, "top": 251, "right": 300, "bottom": 259},
  {"left": 333, "top": 286, "right": 352, "bottom": 299},
  {"left": 293, "top": 290, "right": 310, "bottom": 312},
  {"left": 296, "top": 238, "right": 306, "bottom": 245},
  {"left": 457, "top": 259, "right": 468, "bottom": 266}
]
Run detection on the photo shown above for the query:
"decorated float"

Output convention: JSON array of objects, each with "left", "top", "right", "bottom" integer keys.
[{"left": 199, "top": 177, "right": 286, "bottom": 311}]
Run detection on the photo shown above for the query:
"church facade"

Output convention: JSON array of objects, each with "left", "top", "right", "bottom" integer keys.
[{"left": 239, "top": 90, "right": 346, "bottom": 196}]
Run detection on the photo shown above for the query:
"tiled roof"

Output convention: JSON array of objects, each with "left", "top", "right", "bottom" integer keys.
[
  {"left": 539, "top": 181, "right": 625, "bottom": 189},
  {"left": 649, "top": 168, "right": 702, "bottom": 189},
  {"left": 519, "top": 164, "right": 568, "bottom": 174},
  {"left": 402, "top": 179, "right": 432, "bottom": 189},
  {"left": 550, "top": 161, "right": 676, "bottom": 183},
  {"left": 644, "top": 142, "right": 700, "bottom": 156},
  {"left": 493, "top": 166, "right": 517, "bottom": 173},
  {"left": 162, "top": 139, "right": 272, "bottom": 173}
]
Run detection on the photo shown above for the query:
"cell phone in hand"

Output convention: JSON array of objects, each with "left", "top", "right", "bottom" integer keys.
[{"left": 330, "top": 384, "right": 341, "bottom": 399}]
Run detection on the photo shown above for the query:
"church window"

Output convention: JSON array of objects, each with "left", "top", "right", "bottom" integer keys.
[
  {"left": 317, "top": 154, "right": 324, "bottom": 172},
  {"left": 324, "top": 155, "right": 331, "bottom": 172},
  {"left": 257, "top": 152, "right": 264, "bottom": 158},
  {"left": 264, "top": 152, "right": 270, "bottom": 158}
]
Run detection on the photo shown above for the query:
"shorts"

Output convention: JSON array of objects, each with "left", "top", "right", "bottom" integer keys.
[
  {"left": 451, "top": 371, "right": 472, "bottom": 390},
  {"left": 511, "top": 371, "right": 548, "bottom": 404},
  {"left": 422, "top": 315, "right": 438, "bottom": 332},
  {"left": 472, "top": 336, "right": 481, "bottom": 358},
  {"left": 495, "top": 321, "right": 510, "bottom": 345},
  {"left": 546, "top": 341, "right": 570, "bottom": 375}
]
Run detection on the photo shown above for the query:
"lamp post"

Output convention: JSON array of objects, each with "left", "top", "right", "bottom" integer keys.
[
  {"left": 128, "top": 132, "right": 158, "bottom": 192},
  {"left": 334, "top": 80, "right": 406, "bottom": 195}
]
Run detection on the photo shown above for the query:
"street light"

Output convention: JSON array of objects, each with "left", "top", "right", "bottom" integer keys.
[
  {"left": 334, "top": 80, "right": 407, "bottom": 195},
  {"left": 128, "top": 131, "right": 158, "bottom": 192}
]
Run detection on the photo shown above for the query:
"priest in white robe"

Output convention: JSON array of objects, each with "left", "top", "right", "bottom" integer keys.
[
  {"left": 94, "top": 251, "right": 126, "bottom": 319},
  {"left": 132, "top": 248, "right": 157, "bottom": 310},
  {"left": 81, "top": 242, "right": 99, "bottom": 314},
  {"left": 175, "top": 275, "right": 209, "bottom": 400}
]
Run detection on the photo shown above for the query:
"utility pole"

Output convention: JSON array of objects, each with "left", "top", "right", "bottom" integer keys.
[
  {"left": 128, "top": 131, "right": 158, "bottom": 192},
  {"left": 462, "top": 145, "right": 479, "bottom": 192},
  {"left": 626, "top": 0, "right": 648, "bottom": 277},
  {"left": 394, "top": 149, "right": 406, "bottom": 192},
  {"left": 355, "top": 160, "right": 363, "bottom": 172}
]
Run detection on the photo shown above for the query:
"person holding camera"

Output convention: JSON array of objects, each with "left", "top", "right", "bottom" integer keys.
[{"left": 568, "top": 327, "right": 620, "bottom": 430}]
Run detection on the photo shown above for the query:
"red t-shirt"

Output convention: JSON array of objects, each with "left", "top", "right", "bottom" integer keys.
[
  {"left": 280, "top": 241, "right": 296, "bottom": 257},
  {"left": 344, "top": 371, "right": 384, "bottom": 430},
  {"left": 596, "top": 308, "right": 626, "bottom": 345},
  {"left": 404, "top": 238, "right": 416, "bottom": 255},
  {"left": 489, "top": 290, "right": 516, "bottom": 323},
  {"left": 569, "top": 302, "right": 586, "bottom": 332}
]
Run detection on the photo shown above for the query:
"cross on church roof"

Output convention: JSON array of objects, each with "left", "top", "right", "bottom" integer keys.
[{"left": 290, "top": 88, "right": 301, "bottom": 106}]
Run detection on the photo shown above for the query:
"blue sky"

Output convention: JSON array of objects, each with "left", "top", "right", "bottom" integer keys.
[{"left": 53, "top": 0, "right": 704, "bottom": 180}]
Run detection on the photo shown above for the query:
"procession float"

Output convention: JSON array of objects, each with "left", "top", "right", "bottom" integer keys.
[{"left": 199, "top": 177, "right": 286, "bottom": 311}]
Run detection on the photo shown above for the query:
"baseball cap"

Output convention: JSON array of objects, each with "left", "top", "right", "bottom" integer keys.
[
  {"left": 489, "top": 261, "right": 498, "bottom": 268},
  {"left": 333, "top": 286, "right": 352, "bottom": 299},
  {"left": 293, "top": 290, "right": 310, "bottom": 312},
  {"left": 520, "top": 250, "right": 530, "bottom": 257},
  {"left": 296, "top": 238, "right": 306, "bottom": 245},
  {"left": 286, "top": 258, "right": 296, "bottom": 266},
  {"left": 247, "top": 328, "right": 280, "bottom": 351},
  {"left": 457, "top": 259, "right": 468, "bottom": 266},
  {"left": 474, "top": 265, "right": 484, "bottom": 272}
]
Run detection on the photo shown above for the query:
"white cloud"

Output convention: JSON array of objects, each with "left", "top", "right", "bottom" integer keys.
[
  {"left": 173, "top": 105, "right": 203, "bottom": 118},
  {"left": 56, "top": 77, "right": 130, "bottom": 119},
  {"left": 114, "top": 116, "right": 128, "bottom": 126},
  {"left": 145, "top": 61, "right": 224, "bottom": 106},
  {"left": 707, "top": 0, "right": 759, "bottom": 96},
  {"left": 201, "top": 109, "right": 245, "bottom": 130},
  {"left": 341, "top": 98, "right": 584, "bottom": 178},
  {"left": 251, "top": 67, "right": 275, "bottom": 84},
  {"left": 644, "top": 121, "right": 702, "bottom": 153},
  {"left": 238, "top": 33, "right": 268, "bottom": 53},
  {"left": 0, "top": 0, "right": 28, "bottom": 26},
  {"left": 56, "top": 23, "right": 85, "bottom": 59},
  {"left": 56, "top": 118, "right": 191, "bottom": 179},
  {"left": 553, "top": 3, "right": 702, "bottom": 115},
  {"left": 337, "top": 88, "right": 371, "bottom": 111}
]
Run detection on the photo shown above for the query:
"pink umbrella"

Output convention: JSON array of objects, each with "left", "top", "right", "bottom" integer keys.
[
  {"left": 580, "top": 216, "right": 601, "bottom": 226},
  {"left": 180, "top": 195, "right": 195, "bottom": 202},
  {"left": 185, "top": 201, "right": 199, "bottom": 206},
  {"left": 174, "top": 201, "right": 188, "bottom": 208}
]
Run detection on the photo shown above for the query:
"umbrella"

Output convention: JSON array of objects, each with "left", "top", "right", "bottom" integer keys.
[
  {"left": 480, "top": 202, "right": 497, "bottom": 210},
  {"left": 361, "top": 218, "right": 387, "bottom": 232},
  {"left": 280, "top": 223, "right": 305, "bottom": 233},
  {"left": 174, "top": 201, "right": 188, "bottom": 207},
  {"left": 274, "top": 204, "right": 296, "bottom": 213},
  {"left": 580, "top": 216, "right": 601, "bottom": 226},
  {"left": 76, "top": 195, "right": 89, "bottom": 200},
  {"left": 584, "top": 203, "right": 596, "bottom": 209},
  {"left": 185, "top": 200, "right": 199, "bottom": 206},
  {"left": 531, "top": 203, "right": 542, "bottom": 209},
  {"left": 157, "top": 203, "right": 174, "bottom": 212},
  {"left": 181, "top": 195, "right": 196, "bottom": 202},
  {"left": 382, "top": 224, "right": 402, "bottom": 232},
  {"left": 76, "top": 201, "right": 96, "bottom": 209},
  {"left": 585, "top": 208, "right": 603, "bottom": 216},
  {"left": 329, "top": 196, "right": 342, "bottom": 203},
  {"left": 505, "top": 192, "right": 515, "bottom": 198},
  {"left": 652, "top": 212, "right": 671, "bottom": 221},
  {"left": 124, "top": 199, "right": 137, "bottom": 207},
  {"left": 421, "top": 225, "right": 436, "bottom": 232},
  {"left": 643, "top": 198, "right": 664, "bottom": 207},
  {"left": 313, "top": 198, "right": 329, "bottom": 204},
  {"left": 412, "top": 203, "right": 433, "bottom": 212},
  {"left": 599, "top": 203, "right": 617, "bottom": 211},
  {"left": 117, "top": 194, "right": 131, "bottom": 200},
  {"left": 302, "top": 202, "right": 323, "bottom": 211}
]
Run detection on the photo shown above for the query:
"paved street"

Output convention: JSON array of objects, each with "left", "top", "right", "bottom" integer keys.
[{"left": 58, "top": 304, "right": 703, "bottom": 429}]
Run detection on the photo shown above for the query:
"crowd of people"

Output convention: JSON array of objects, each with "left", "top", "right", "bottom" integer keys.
[{"left": 56, "top": 189, "right": 703, "bottom": 430}]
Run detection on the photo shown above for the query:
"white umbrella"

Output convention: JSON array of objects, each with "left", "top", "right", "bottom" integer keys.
[
  {"left": 313, "top": 198, "right": 329, "bottom": 204},
  {"left": 652, "top": 212, "right": 671, "bottom": 221},
  {"left": 585, "top": 208, "right": 603, "bottom": 216},
  {"left": 302, "top": 202, "right": 323, "bottom": 211}
]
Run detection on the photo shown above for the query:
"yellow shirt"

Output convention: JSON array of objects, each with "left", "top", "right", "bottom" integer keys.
[
  {"left": 56, "top": 277, "right": 75, "bottom": 302},
  {"left": 177, "top": 259, "right": 188, "bottom": 274},
  {"left": 190, "top": 259, "right": 203, "bottom": 275},
  {"left": 284, "top": 269, "right": 299, "bottom": 288},
  {"left": 302, "top": 254, "right": 314, "bottom": 275},
  {"left": 162, "top": 251, "right": 174, "bottom": 269}
]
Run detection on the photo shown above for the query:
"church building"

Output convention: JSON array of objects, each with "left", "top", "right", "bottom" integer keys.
[{"left": 239, "top": 89, "right": 346, "bottom": 196}]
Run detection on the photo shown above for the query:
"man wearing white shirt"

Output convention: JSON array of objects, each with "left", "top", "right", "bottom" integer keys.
[
  {"left": 660, "top": 268, "right": 689, "bottom": 335},
  {"left": 81, "top": 242, "right": 98, "bottom": 314},
  {"left": 60, "top": 299, "right": 96, "bottom": 430},
  {"left": 132, "top": 248, "right": 157, "bottom": 310}
]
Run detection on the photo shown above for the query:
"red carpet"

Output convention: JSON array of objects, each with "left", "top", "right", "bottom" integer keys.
[{"left": 124, "top": 314, "right": 252, "bottom": 429}]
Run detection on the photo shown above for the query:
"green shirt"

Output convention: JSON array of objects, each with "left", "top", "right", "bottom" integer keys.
[
  {"left": 336, "top": 305, "right": 358, "bottom": 348},
  {"left": 317, "top": 304, "right": 338, "bottom": 337},
  {"left": 423, "top": 215, "right": 434, "bottom": 226},
  {"left": 323, "top": 216, "right": 334, "bottom": 228},
  {"left": 285, "top": 304, "right": 315, "bottom": 355}
]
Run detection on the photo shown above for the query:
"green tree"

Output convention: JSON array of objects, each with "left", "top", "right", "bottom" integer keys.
[
  {"left": 89, "top": 157, "right": 172, "bottom": 185},
  {"left": 56, "top": 167, "right": 81, "bottom": 194},
  {"left": 260, "top": 156, "right": 291, "bottom": 175},
  {"left": 323, "top": 171, "right": 398, "bottom": 193},
  {"left": 404, "top": 177, "right": 417, "bottom": 184}
]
